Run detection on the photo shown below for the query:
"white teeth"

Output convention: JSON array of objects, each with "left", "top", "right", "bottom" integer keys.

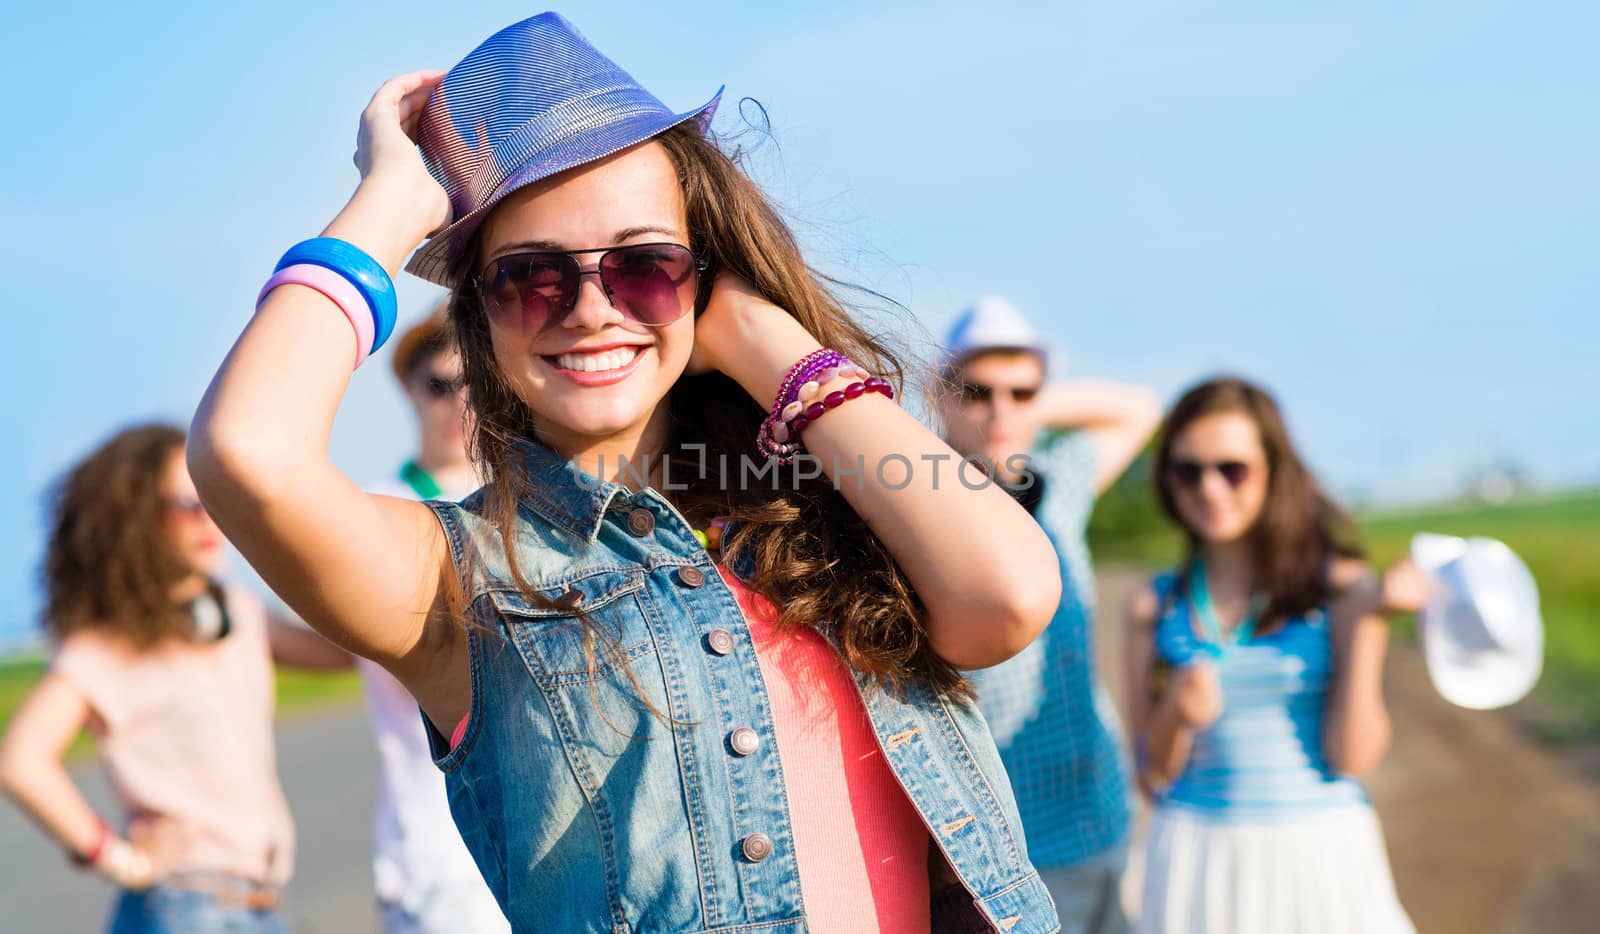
[{"left": 555, "top": 346, "right": 641, "bottom": 373}]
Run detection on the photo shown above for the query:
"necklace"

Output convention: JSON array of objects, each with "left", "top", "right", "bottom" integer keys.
[
  {"left": 400, "top": 460, "right": 442, "bottom": 499},
  {"left": 1188, "top": 558, "right": 1268, "bottom": 657},
  {"left": 693, "top": 517, "right": 729, "bottom": 554}
]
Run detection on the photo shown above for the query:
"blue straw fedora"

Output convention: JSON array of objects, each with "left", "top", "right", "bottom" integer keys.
[{"left": 406, "top": 12, "right": 722, "bottom": 287}]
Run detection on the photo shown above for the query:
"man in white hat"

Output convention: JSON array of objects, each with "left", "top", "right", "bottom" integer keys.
[{"left": 940, "top": 297, "right": 1161, "bottom": 934}]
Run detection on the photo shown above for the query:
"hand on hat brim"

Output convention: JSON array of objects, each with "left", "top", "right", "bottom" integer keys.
[
  {"left": 1380, "top": 555, "right": 1431, "bottom": 616},
  {"left": 348, "top": 71, "right": 452, "bottom": 250}
]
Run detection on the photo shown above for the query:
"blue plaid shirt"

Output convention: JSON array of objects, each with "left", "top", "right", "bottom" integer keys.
[{"left": 967, "top": 432, "right": 1132, "bottom": 869}]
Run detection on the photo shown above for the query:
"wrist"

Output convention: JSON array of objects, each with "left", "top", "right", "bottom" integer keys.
[
  {"left": 322, "top": 176, "right": 444, "bottom": 274},
  {"left": 705, "top": 303, "right": 821, "bottom": 408},
  {"left": 69, "top": 818, "right": 111, "bottom": 868},
  {"left": 94, "top": 837, "right": 156, "bottom": 890}
]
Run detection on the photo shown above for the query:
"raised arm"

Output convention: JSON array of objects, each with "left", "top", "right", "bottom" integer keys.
[
  {"left": 697, "top": 279, "right": 1062, "bottom": 670},
  {"left": 1034, "top": 381, "right": 1162, "bottom": 494},
  {"left": 1125, "top": 584, "right": 1220, "bottom": 795},
  {"left": 1323, "top": 559, "right": 1395, "bottom": 777},
  {"left": 187, "top": 72, "right": 464, "bottom": 726}
]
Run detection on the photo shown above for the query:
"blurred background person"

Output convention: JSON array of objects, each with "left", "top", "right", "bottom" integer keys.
[
  {"left": 941, "top": 297, "right": 1162, "bottom": 933},
  {"left": 0, "top": 424, "right": 348, "bottom": 933},
  {"left": 1125, "top": 377, "right": 1419, "bottom": 934},
  {"left": 359, "top": 309, "right": 506, "bottom": 934}
]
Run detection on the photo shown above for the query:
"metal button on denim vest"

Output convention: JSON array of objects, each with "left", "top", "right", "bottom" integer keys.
[{"left": 424, "top": 442, "right": 1058, "bottom": 933}]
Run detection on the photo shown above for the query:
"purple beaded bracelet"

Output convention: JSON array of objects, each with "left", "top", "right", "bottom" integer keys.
[
  {"left": 785, "top": 378, "right": 894, "bottom": 438},
  {"left": 759, "top": 349, "right": 853, "bottom": 460}
]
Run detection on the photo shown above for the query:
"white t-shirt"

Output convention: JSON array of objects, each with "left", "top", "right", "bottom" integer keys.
[{"left": 363, "top": 468, "right": 506, "bottom": 932}]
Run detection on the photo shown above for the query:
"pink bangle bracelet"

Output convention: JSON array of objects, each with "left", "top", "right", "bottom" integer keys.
[{"left": 257, "top": 263, "right": 375, "bottom": 369}]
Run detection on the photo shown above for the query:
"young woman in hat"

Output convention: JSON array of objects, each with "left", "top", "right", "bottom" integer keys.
[
  {"left": 189, "top": 12, "right": 1062, "bottom": 934},
  {"left": 0, "top": 424, "right": 349, "bottom": 933},
  {"left": 1124, "top": 377, "right": 1422, "bottom": 933}
]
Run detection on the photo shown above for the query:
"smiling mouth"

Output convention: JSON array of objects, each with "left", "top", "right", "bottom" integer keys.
[{"left": 546, "top": 346, "right": 643, "bottom": 373}]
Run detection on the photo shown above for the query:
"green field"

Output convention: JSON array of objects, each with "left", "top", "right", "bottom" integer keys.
[{"left": 0, "top": 653, "right": 364, "bottom": 762}]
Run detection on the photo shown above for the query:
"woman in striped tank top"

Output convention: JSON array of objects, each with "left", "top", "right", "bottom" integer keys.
[{"left": 1124, "top": 377, "right": 1419, "bottom": 934}]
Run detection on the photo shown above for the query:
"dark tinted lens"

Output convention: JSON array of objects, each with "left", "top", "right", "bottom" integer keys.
[
  {"left": 1171, "top": 461, "right": 1204, "bottom": 488},
  {"left": 166, "top": 496, "right": 209, "bottom": 519},
  {"left": 599, "top": 244, "right": 697, "bottom": 326},
  {"left": 481, "top": 254, "right": 579, "bottom": 334},
  {"left": 958, "top": 381, "right": 995, "bottom": 404},
  {"left": 1216, "top": 461, "right": 1251, "bottom": 488},
  {"left": 425, "top": 375, "right": 464, "bottom": 398}
]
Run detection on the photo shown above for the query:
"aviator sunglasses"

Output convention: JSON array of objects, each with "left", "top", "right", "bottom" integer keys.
[
  {"left": 422, "top": 373, "right": 467, "bottom": 399},
  {"left": 956, "top": 380, "right": 1042, "bottom": 405},
  {"left": 1168, "top": 459, "right": 1253, "bottom": 490},
  {"left": 165, "top": 494, "right": 211, "bottom": 521},
  {"left": 473, "top": 242, "right": 709, "bottom": 335}
]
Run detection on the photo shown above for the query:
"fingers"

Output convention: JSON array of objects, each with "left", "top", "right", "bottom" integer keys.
[
  {"left": 370, "top": 69, "right": 446, "bottom": 109},
  {"left": 396, "top": 73, "right": 445, "bottom": 120},
  {"left": 364, "top": 70, "right": 445, "bottom": 128}
]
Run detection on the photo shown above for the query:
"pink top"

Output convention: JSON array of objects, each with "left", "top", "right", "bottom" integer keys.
[
  {"left": 51, "top": 586, "right": 295, "bottom": 885},
  {"left": 449, "top": 567, "right": 932, "bottom": 930},
  {"left": 719, "top": 566, "right": 931, "bottom": 933}
]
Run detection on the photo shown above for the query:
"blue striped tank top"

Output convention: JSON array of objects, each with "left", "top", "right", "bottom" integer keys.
[{"left": 1151, "top": 572, "right": 1368, "bottom": 822}]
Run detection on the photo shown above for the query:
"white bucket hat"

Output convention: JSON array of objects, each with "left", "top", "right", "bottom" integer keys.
[
  {"left": 1410, "top": 533, "right": 1544, "bottom": 710},
  {"left": 940, "top": 297, "right": 1056, "bottom": 374}
]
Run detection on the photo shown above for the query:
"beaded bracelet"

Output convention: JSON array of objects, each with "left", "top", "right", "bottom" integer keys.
[
  {"left": 766, "top": 350, "right": 840, "bottom": 422},
  {"left": 785, "top": 377, "right": 894, "bottom": 438},
  {"left": 757, "top": 350, "right": 895, "bottom": 464},
  {"left": 770, "top": 361, "right": 873, "bottom": 442},
  {"left": 758, "top": 349, "right": 848, "bottom": 460}
]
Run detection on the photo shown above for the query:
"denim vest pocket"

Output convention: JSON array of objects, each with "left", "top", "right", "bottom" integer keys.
[{"left": 489, "top": 569, "right": 655, "bottom": 688}]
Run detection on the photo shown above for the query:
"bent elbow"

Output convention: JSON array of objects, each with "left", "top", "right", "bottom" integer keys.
[
  {"left": 1006, "top": 561, "right": 1063, "bottom": 652},
  {"left": 942, "top": 559, "right": 1063, "bottom": 670},
  {"left": 0, "top": 745, "right": 38, "bottom": 803},
  {"left": 186, "top": 417, "right": 298, "bottom": 516}
]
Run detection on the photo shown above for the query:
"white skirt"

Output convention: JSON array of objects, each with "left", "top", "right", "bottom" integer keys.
[{"left": 1136, "top": 803, "right": 1415, "bottom": 934}]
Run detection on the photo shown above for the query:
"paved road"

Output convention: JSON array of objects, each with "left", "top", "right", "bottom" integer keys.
[
  {"left": 4, "top": 570, "right": 1597, "bottom": 932},
  {"left": 0, "top": 706, "right": 379, "bottom": 933}
]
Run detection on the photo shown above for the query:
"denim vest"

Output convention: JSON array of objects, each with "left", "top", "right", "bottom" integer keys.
[{"left": 423, "top": 443, "right": 1057, "bottom": 933}]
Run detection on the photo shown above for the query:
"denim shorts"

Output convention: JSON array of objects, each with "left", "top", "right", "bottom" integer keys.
[{"left": 108, "top": 884, "right": 286, "bottom": 934}]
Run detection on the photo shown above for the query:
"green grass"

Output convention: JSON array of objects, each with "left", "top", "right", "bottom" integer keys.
[
  {"left": 0, "top": 652, "right": 364, "bottom": 762},
  {"left": 1359, "top": 490, "right": 1600, "bottom": 744}
]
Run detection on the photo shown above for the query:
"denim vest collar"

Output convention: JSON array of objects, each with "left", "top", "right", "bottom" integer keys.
[{"left": 513, "top": 440, "right": 633, "bottom": 542}]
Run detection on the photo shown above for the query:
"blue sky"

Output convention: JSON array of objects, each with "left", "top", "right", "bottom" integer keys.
[{"left": 4, "top": 1, "right": 1596, "bottom": 643}]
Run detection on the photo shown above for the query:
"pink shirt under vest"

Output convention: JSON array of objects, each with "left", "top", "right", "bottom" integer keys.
[
  {"left": 51, "top": 586, "right": 295, "bottom": 885},
  {"left": 448, "top": 567, "right": 932, "bottom": 931},
  {"left": 719, "top": 566, "right": 931, "bottom": 933}
]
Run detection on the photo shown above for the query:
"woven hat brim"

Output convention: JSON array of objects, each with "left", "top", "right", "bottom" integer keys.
[{"left": 405, "top": 89, "right": 722, "bottom": 288}]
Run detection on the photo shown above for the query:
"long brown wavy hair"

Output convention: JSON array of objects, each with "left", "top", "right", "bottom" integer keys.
[
  {"left": 43, "top": 424, "right": 197, "bottom": 649},
  {"left": 444, "top": 122, "right": 962, "bottom": 694},
  {"left": 1154, "top": 376, "right": 1364, "bottom": 631}
]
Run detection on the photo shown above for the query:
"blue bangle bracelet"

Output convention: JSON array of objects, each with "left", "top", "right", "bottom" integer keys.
[{"left": 275, "top": 238, "right": 398, "bottom": 352}]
